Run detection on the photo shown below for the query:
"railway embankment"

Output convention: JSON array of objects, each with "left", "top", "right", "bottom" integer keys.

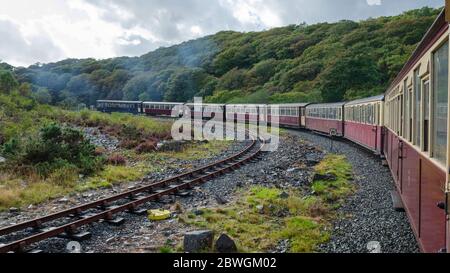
[{"left": 287, "top": 129, "right": 419, "bottom": 253}]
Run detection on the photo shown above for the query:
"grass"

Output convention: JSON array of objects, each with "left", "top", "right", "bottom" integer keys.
[
  {"left": 179, "top": 154, "right": 354, "bottom": 253},
  {"left": 180, "top": 186, "right": 330, "bottom": 253},
  {"left": 312, "top": 154, "right": 354, "bottom": 205},
  {"left": 159, "top": 140, "right": 232, "bottom": 160}
]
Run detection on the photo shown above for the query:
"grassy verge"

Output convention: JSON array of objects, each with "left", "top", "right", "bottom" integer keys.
[
  {"left": 179, "top": 153, "right": 354, "bottom": 253},
  {"left": 0, "top": 92, "right": 233, "bottom": 210}
]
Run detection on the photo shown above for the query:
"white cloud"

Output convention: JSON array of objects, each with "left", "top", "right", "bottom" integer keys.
[
  {"left": 0, "top": 0, "right": 444, "bottom": 67},
  {"left": 367, "top": 0, "right": 382, "bottom": 6}
]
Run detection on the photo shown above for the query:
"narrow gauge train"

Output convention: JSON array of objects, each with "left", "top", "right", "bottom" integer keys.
[{"left": 96, "top": 8, "right": 450, "bottom": 253}]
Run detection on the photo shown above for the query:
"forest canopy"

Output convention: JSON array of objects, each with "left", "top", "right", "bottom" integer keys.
[{"left": 2, "top": 7, "right": 442, "bottom": 107}]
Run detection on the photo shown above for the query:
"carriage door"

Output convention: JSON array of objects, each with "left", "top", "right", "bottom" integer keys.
[{"left": 397, "top": 94, "right": 404, "bottom": 184}]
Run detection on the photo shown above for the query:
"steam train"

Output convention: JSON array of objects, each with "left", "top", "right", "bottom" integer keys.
[{"left": 97, "top": 9, "right": 450, "bottom": 253}]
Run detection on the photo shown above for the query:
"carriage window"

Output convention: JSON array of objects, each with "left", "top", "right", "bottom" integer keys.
[
  {"left": 414, "top": 69, "right": 421, "bottom": 146},
  {"left": 399, "top": 95, "right": 403, "bottom": 136},
  {"left": 408, "top": 88, "right": 413, "bottom": 141},
  {"left": 432, "top": 41, "right": 448, "bottom": 164},
  {"left": 423, "top": 80, "right": 430, "bottom": 152},
  {"left": 404, "top": 81, "right": 408, "bottom": 138}
]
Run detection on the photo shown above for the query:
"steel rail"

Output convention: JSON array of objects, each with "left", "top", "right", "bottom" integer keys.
[{"left": 0, "top": 131, "right": 265, "bottom": 253}]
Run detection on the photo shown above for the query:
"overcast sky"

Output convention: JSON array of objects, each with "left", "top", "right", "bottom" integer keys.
[{"left": 0, "top": 0, "right": 443, "bottom": 67}]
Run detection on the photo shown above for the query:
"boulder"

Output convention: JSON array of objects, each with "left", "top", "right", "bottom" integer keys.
[
  {"left": 184, "top": 230, "right": 214, "bottom": 253},
  {"left": 9, "top": 207, "right": 19, "bottom": 213},
  {"left": 215, "top": 234, "right": 237, "bottom": 253}
]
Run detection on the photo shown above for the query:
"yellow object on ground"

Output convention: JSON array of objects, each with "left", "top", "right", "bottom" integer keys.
[{"left": 148, "top": 209, "right": 171, "bottom": 221}]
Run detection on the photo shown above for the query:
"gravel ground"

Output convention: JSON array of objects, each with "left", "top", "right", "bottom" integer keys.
[
  {"left": 0, "top": 127, "right": 419, "bottom": 253},
  {"left": 0, "top": 133, "right": 323, "bottom": 253},
  {"left": 287, "top": 129, "right": 419, "bottom": 253}
]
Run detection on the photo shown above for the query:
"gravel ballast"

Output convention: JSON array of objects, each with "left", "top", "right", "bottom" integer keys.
[
  {"left": 0, "top": 128, "right": 419, "bottom": 253},
  {"left": 287, "top": 129, "right": 419, "bottom": 253}
]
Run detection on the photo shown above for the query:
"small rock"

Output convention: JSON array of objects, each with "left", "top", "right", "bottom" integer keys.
[
  {"left": 286, "top": 168, "right": 297, "bottom": 173},
  {"left": 256, "top": 205, "right": 265, "bottom": 214},
  {"left": 192, "top": 209, "right": 204, "bottom": 216},
  {"left": 215, "top": 195, "right": 228, "bottom": 205},
  {"left": 58, "top": 197, "right": 69, "bottom": 203},
  {"left": 9, "top": 207, "right": 19, "bottom": 213},
  {"left": 184, "top": 230, "right": 214, "bottom": 253},
  {"left": 0, "top": 156, "right": 6, "bottom": 163},
  {"left": 305, "top": 154, "right": 320, "bottom": 166},
  {"left": 313, "top": 173, "right": 337, "bottom": 181},
  {"left": 279, "top": 192, "right": 289, "bottom": 199},
  {"left": 215, "top": 234, "right": 237, "bottom": 253}
]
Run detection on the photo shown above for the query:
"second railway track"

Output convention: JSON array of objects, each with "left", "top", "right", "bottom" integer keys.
[{"left": 0, "top": 130, "right": 267, "bottom": 253}]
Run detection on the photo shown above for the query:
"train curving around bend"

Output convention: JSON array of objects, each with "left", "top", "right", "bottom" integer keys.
[{"left": 97, "top": 9, "right": 450, "bottom": 253}]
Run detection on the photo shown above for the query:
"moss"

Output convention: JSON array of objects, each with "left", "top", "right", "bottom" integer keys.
[
  {"left": 312, "top": 154, "right": 354, "bottom": 204},
  {"left": 181, "top": 186, "right": 330, "bottom": 253}
]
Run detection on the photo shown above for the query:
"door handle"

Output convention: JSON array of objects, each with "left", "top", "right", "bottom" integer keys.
[{"left": 437, "top": 201, "right": 446, "bottom": 210}]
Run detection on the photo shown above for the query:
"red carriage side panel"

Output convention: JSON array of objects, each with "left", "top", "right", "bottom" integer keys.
[
  {"left": 306, "top": 117, "right": 343, "bottom": 136},
  {"left": 386, "top": 128, "right": 447, "bottom": 252},
  {"left": 344, "top": 121, "right": 379, "bottom": 152},
  {"left": 400, "top": 140, "right": 421, "bottom": 237},
  {"left": 278, "top": 116, "right": 300, "bottom": 127},
  {"left": 419, "top": 159, "right": 446, "bottom": 252}
]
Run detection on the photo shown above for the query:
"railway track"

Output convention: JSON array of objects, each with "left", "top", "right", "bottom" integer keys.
[{"left": 0, "top": 131, "right": 266, "bottom": 253}]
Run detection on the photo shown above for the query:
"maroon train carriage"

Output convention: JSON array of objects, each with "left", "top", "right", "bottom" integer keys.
[
  {"left": 142, "top": 102, "right": 184, "bottom": 117},
  {"left": 305, "top": 103, "right": 345, "bottom": 136},
  {"left": 226, "top": 104, "right": 263, "bottom": 124},
  {"left": 344, "top": 95, "right": 384, "bottom": 154},
  {"left": 96, "top": 100, "right": 143, "bottom": 114},
  {"left": 185, "top": 103, "right": 226, "bottom": 120},
  {"left": 382, "top": 8, "right": 449, "bottom": 253},
  {"left": 268, "top": 103, "right": 309, "bottom": 128}
]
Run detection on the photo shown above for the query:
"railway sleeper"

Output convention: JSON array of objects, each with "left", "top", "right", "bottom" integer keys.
[
  {"left": 27, "top": 249, "right": 44, "bottom": 254},
  {"left": 58, "top": 231, "right": 92, "bottom": 241},
  {"left": 106, "top": 217, "right": 125, "bottom": 226}
]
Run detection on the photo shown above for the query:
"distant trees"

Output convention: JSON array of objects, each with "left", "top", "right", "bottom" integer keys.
[
  {"left": 0, "top": 70, "right": 19, "bottom": 94},
  {"left": 7, "top": 6, "right": 441, "bottom": 104},
  {"left": 34, "top": 88, "right": 52, "bottom": 104}
]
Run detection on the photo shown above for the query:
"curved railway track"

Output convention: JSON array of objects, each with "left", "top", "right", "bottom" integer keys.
[{"left": 0, "top": 131, "right": 266, "bottom": 253}]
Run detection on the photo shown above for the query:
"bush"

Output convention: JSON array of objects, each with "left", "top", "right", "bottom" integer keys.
[
  {"left": 1, "top": 123, "right": 105, "bottom": 177},
  {"left": 136, "top": 140, "right": 157, "bottom": 154},
  {"left": 107, "top": 153, "right": 127, "bottom": 166}
]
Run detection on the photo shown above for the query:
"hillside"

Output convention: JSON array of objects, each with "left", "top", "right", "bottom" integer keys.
[{"left": 3, "top": 7, "right": 441, "bottom": 106}]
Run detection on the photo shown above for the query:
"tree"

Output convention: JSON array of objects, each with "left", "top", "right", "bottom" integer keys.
[
  {"left": 0, "top": 70, "right": 19, "bottom": 94},
  {"left": 18, "top": 82, "right": 32, "bottom": 97},
  {"left": 34, "top": 88, "right": 52, "bottom": 104}
]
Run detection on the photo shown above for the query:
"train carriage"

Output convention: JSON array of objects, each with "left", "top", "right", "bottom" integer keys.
[
  {"left": 142, "top": 102, "right": 184, "bottom": 117},
  {"left": 383, "top": 9, "right": 449, "bottom": 253},
  {"left": 268, "top": 103, "right": 309, "bottom": 128},
  {"left": 344, "top": 95, "right": 384, "bottom": 154},
  {"left": 226, "top": 104, "right": 264, "bottom": 124},
  {"left": 96, "top": 100, "right": 142, "bottom": 114},
  {"left": 305, "top": 103, "right": 345, "bottom": 136},
  {"left": 185, "top": 103, "right": 226, "bottom": 120}
]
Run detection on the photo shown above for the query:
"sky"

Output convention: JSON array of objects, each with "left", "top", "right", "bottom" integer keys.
[{"left": 0, "top": 0, "right": 444, "bottom": 67}]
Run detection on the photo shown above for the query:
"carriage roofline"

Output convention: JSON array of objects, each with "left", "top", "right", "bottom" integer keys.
[
  {"left": 306, "top": 102, "right": 346, "bottom": 108},
  {"left": 143, "top": 101, "right": 184, "bottom": 105},
  {"left": 97, "top": 100, "right": 142, "bottom": 104},
  {"left": 269, "top": 103, "right": 310, "bottom": 107},
  {"left": 345, "top": 94, "right": 385, "bottom": 106}
]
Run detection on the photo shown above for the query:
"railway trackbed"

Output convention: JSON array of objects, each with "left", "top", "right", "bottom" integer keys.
[{"left": 0, "top": 132, "right": 266, "bottom": 253}]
